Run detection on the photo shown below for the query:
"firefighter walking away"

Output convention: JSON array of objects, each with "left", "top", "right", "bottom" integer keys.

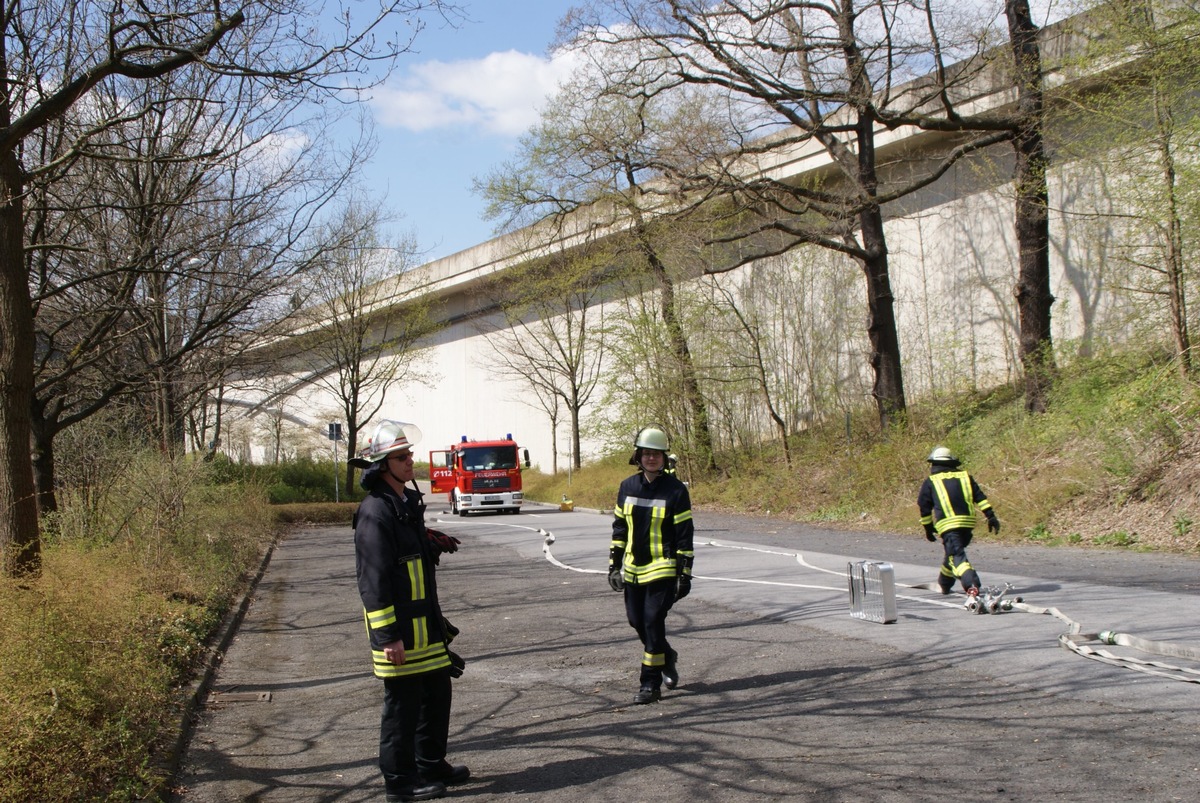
[{"left": 917, "top": 446, "right": 1000, "bottom": 609}]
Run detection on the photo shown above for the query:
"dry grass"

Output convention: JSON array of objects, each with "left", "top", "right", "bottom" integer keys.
[
  {"left": 272, "top": 501, "right": 357, "bottom": 525},
  {"left": 0, "top": 456, "right": 277, "bottom": 802},
  {"left": 523, "top": 454, "right": 633, "bottom": 512}
]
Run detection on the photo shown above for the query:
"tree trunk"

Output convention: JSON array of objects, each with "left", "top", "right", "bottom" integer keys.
[
  {"left": 858, "top": 214, "right": 906, "bottom": 428},
  {"left": 642, "top": 235, "right": 719, "bottom": 473},
  {"left": 30, "top": 399, "right": 59, "bottom": 515},
  {"left": 344, "top": 420, "right": 360, "bottom": 500},
  {"left": 0, "top": 147, "right": 42, "bottom": 576},
  {"left": 854, "top": 108, "right": 907, "bottom": 429},
  {"left": 1153, "top": 88, "right": 1191, "bottom": 377},
  {"left": 550, "top": 412, "right": 560, "bottom": 475},
  {"left": 569, "top": 399, "right": 582, "bottom": 471},
  {"left": 208, "top": 382, "right": 225, "bottom": 458},
  {"left": 1007, "top": 0, "right": 1056, "bottom": 414}
]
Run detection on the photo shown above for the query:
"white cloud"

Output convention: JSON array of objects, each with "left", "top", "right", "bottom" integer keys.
[{"left": 371, "top": 47, "right": 581, "bottom": 137}]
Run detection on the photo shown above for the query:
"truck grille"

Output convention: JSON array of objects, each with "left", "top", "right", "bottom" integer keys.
[{"left": 471, "top": 476, "right": 511, "bottom": 491}]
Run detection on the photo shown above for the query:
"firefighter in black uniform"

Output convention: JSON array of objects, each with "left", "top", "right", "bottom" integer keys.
[
  {"left": 352, "top": 420, "right": 469, "bottom": 803},
  {"left": 917, "top": 446, "right": 1000, "bottom": 607},
  {"left": 609, "top": 426, "right": 695, "bottom": 704}
]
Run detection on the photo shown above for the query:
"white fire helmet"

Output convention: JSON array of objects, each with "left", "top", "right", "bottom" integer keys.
[
  {"left": 359, "top": 420, "right": 423, "bottom": 463},
  {"left": 926, "top": 445, "right": 960, "bottom": 465}
]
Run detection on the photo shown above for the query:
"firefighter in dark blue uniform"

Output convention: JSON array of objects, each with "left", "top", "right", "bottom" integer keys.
[
  {"left": 352, "top": 420, "right": 469, "bottom": 802},
  {"left": 609, "top": 426, "right": 695, "bottom": 704},
  {"left": 917, "top": 446, "right": 1000, "bottom": 606}
]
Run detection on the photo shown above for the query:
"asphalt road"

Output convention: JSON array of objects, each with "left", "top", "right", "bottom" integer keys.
[{"left": 171, "top": 501, "right": 1200, "bottom": 802}]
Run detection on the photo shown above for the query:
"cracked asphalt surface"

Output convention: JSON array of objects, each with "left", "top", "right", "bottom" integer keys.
[{"left": 171, "top": 501, "right": 1200, "bottom": 802}]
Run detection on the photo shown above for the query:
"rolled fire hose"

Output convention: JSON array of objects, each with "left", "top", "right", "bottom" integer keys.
[{"left": 1013, "top": 600, "right": 1200, "bottom": 684}]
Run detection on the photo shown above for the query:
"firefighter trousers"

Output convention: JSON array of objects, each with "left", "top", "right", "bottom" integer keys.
[
  {"left": 379, "top": 668, "right": 453, "bottom": 795},
  {"left": 624, "top": 577, "right": 676, "bottom": 688},
  {"left": 938, "top": 529, "right": 981, "bottom": 592}
]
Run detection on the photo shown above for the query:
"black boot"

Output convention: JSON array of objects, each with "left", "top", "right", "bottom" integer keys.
[
  {"left": 420, "top": 762, "right": 471, "bottom": 786},
  {"left": 634, "top": 684, "right": 661, "bottom": 704},
  {"left": 385, "top": 780, "right": 446, "bottom": 802},
  {"left": 663, "top": 649, "right": 679, "bottom": 690}
]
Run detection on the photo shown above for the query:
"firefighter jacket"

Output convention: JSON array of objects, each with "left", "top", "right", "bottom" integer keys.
[
  {"left": 354, "top": 483, "right": 452, "bottom": 679},
  {"left": 918, "top": 466, "right": 995, "bottom": 535},
  {"left": 611, "top": 471, "right": 694, "bottom": 584}
]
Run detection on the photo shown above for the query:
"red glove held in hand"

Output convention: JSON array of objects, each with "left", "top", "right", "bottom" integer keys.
[{"left": 427, "top": 528, "right": 461, "bottom": 554}]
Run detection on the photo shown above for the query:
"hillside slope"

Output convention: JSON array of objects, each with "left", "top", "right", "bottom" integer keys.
[{"left": 526, "top": 349, "right": 1200, "bottom": 554}]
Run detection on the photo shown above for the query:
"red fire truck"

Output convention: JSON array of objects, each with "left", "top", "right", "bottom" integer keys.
[{"left": 429, "top": 435, "right": 531, "bottom": 516}]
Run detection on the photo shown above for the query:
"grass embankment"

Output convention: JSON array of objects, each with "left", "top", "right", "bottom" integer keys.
[
  {"left": 0, "top": 456, "right": 278, "bottom": 802},
  {"left": 525, "top": 349, "right": 1200, "bottom": 553}
]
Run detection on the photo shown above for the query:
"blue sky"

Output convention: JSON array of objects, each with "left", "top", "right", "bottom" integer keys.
[{"left": 359, "top": 1, "right": 581, "bottom": 261}]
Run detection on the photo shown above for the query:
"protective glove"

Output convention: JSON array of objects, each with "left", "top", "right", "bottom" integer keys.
[
  {"left": 986, "top": 515, "right": 1000, "bottom": 534},
  {"left": 443, "top": 618, "right": 460, "bottom": 643},
  {"left": 675, "top": 575, "right": 691, "bottom": 601},
  {"left": 607, "top": 567, "right": 624, "bottom": 592},
  {"left": 924, "top": 524, "right": 937, "bottom": 542},
  {"left": 448, "top": 650, "right": 466, "bottom": 678},
  {"left": 427, "top": 528, "right": 461, "bottom": 554}
]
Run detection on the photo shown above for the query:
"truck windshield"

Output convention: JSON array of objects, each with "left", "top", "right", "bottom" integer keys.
[{"left": 461, "top": 446, "right": 518, "bottom": 471}]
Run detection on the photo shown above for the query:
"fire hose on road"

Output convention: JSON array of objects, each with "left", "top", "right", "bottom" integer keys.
[{"left": 533, "top": 525, "right": 1200, "bottom": 686}]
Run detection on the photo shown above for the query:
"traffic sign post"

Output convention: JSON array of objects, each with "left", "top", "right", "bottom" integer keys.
[{"left": 328, "top": 423, "right": 343, "bottom": 502}]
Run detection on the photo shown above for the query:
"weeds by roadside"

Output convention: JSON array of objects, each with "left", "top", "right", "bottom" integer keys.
[
  {"left": 272, "top": 502, "right": 357, "bottom": 525},
  {"left": 0, "top": 454, "right": 278, "bottom": 803}
]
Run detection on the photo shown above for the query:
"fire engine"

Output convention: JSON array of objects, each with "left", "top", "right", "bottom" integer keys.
[{"left": 429, "top": 435, "right": 531, "bottom": 516}]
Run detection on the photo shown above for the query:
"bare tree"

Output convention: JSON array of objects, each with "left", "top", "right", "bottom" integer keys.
[
  {"left": 1, "top": 1, "right": 458, "bottom": 577},
  {"left": 27, "top": 61, "right": 373, "bottom": 513},
  {"left": 705, "top": 275, "right": 793, "bottom": 465},
  {"left": 296, "top": 200, "right": 440, "bottom": 496},
  {"left": 477, "top": 70, "right": 725, "bottom": 471},
  {"left": 561, "top": 1, "right": 1076, "bottom": 423},
  {"left": 1058, "top": 0, "right": 1200, "bottom": 378},
  {"left": 482, "top": 249, "right": 608, "bottom": 472}
]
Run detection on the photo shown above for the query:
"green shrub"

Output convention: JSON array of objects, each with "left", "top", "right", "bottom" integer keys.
[
  {"left": 1094, "top": 531, "right": 1139, "bottom": 548},
  {"left": 203, "top": 455, "right": 431, "bottom": 504},
  {"left": 1026, "top": 523, "right": 1053, "bottom": 542}
]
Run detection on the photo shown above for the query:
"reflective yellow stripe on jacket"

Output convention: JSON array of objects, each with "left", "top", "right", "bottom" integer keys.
[
  {"left": 363, "top": 555, "right": 450, "bottom": 678},
  {"left": 369, "top": 640, "right": 451, "bottom": 678},
  {"left": 930, "top": 471, "right": 980, "bottom": 534},
  {"left": 617, "top": 495, "right": 679, "bottom": 583}
]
